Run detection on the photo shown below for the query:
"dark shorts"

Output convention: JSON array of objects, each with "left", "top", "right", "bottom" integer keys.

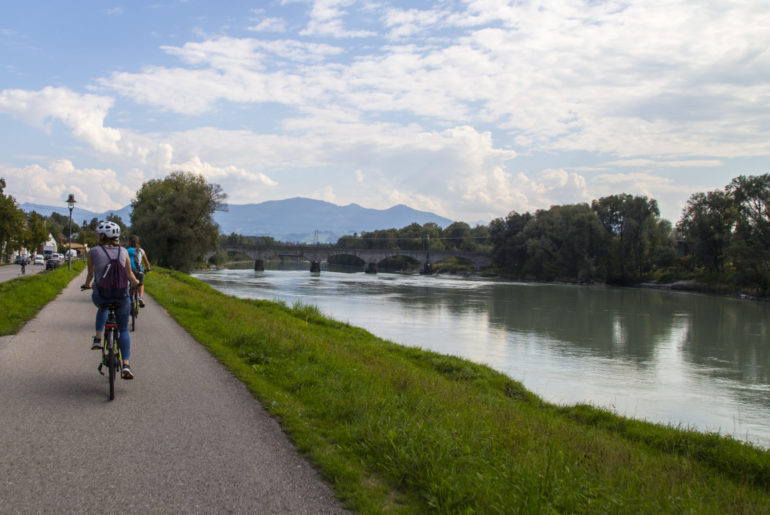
[{"left": 134, "top": 271, "right": 144, "bottom": 285}]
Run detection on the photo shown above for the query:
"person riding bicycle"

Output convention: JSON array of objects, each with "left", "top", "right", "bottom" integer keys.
[
  {"left": 126, "top": 234, "right": 151, "bottom": 307},
  {"left": 81, "top": 221, "right": 140, "bottom": 379}
]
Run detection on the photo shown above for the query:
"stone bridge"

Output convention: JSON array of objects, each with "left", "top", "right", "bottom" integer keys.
[{"left": 206, "top": 244, "right": 493, "bottom": 273}]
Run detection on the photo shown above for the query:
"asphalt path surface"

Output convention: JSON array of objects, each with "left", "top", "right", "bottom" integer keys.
[
  {"left": 0, "top": 270, "right": 347, "bottom": 513},
  {"left": 0, "top": 262, "right": 47, "bottom": 282}
]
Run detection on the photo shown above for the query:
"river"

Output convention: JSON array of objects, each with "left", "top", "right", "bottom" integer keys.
[{"left": 192, "top": 264, "right": 770, "bottom": 449}]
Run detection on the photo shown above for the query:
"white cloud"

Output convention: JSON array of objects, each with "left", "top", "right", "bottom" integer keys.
[
  {"left": 249, "top": 17, "right": 288, "bottom": 32},
  {"left": 0, "top": 87, "right": 121, "bottom": 154},
  {"left": 95, "top": 1, "right": 770, "bottom": 160},
  {"left": 300, "top": 0, "right": 376, "bottom": 38},
  {"left": 383, "top": 7, "right": 445, "bottom": 39},
  {"left": 100, "top": 37, "right": 344, "bottom": 115},
  {"left": 1, "top": 160, "right": 136, "bottom": 212},
  {"left": 3, "top": 0, "right": 770, "bottom": 224}
]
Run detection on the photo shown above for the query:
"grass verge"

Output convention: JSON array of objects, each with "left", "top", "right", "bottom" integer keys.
[
  {"left": 0, "top": 262, "right": 85, "bottom": 335},
  {"left": 145, "top": 267, "right": 770, "bottom": 513}
]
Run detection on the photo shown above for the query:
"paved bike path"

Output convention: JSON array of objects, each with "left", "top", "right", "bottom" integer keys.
[
  {"left": 0, "top": 271, "right": 347, "bottom": 513},
  {"left": 0, "top": 263, "right": 46, "bottom": 283}
]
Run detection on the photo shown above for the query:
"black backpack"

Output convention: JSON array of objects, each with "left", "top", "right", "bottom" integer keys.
[{"left": 97, "top": 246, "right": 128, "bottom": 301}]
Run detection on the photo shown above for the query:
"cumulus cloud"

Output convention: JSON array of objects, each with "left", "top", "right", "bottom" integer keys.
[
  {"left": 0, "top": 87, "right": 121, "bottom": 154},
  {"left": 1, "top": 160, "right": 136, "bottom": 212}
]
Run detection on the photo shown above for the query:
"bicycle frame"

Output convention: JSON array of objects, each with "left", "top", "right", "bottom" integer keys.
[{"left": 98, "top": 305, "right": 123, "bottom": 400}]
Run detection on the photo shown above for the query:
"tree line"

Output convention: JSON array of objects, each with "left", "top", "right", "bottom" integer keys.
[
  {"left": 3, "top": 171, "right": 768, "bottom": 294},
  {"left": 335, "top": 222, "right": 491, "bottom": 253},
  {"left": 332, "top": 173, "right": 770, "bottom": 296}
]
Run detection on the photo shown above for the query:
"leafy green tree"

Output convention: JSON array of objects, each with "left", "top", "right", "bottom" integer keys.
[
  {"left": 76, "top": 220, "right": 99, "bottom": 248},
  {"left": 25, "top": 211, "right": 49, "bottom": 254},
  {"left": 443, "top": 222, "right": 474, "bottom": 251},
  {"left": 489, "top": 211, "right": 532, "bottom": 276},
  {"left": 676, "top": 190, "right": 736, "bottom": 275},
  {"left": 592, "top": 194, "right": 660, "bottom": 283},
  {"left": 470, "top": 224, "right": 491, "bottom": 252},
  {"left": 647, "top": 218, "right": 678, "bottom": 275},
  {"left": 396, "top": 223, "right": 425, "bottom": 250},
  {"left": 727, "top": 173, "right": 770, "bottom": 293},
  {"left": 337, "top": 234, "right": 366, "bottom": 249},
  {"left": 517, "top": 204, "right": 607, "bottom": 282},
  {"left": 130, "top": 171, "right": 227, "bottom": 272},
  {"left": 422, "top": 223, "right": 445, "bottom": 251},
  {"left": 0, "top": 179, "right": 26, "bottom": 261}
]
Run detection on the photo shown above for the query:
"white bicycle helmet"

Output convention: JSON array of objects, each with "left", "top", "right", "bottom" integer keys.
[{"left": 96, "top": 220, "right": 120, "bottom": 239}]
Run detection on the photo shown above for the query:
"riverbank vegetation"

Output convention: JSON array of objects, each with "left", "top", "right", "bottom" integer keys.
[
  {"left": 311, "top": 173, "right": 770, "bottom": 297},
  {"left": 145, "top": 267, "right": 770, "bottom": 513},
  {"left": 0, "top": 261, "right": 85, "bottom": 335}
]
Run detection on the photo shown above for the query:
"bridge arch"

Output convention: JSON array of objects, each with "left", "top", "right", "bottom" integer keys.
[{"left": 205, "top": 245, "right": 493, "bottom": 273}]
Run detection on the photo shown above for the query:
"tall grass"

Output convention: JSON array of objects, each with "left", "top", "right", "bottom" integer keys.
[
  {"left": 146, "top": 268, "right": 770, "bottom": 513},
  {"left": 0, "top": 262, "right": 85, "bottom": 335}
]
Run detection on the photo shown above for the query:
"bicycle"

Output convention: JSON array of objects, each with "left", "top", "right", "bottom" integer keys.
[
  {"left": 130, "top": 268, "right": 149, "bottom": 332},
  {"left": 82, "top": 286, "right": 124, "bottom": 400},
  {"left": 129, "top": 284, "right": 139, "bottom": 332},
  {"left": 99, "top": 302, "right": 124, "bottom": 400}
]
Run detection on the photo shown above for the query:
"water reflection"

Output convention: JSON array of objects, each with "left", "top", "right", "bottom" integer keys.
[
  {"left": 192, "top": 266, "right": 770, "bottom": 447},
  {"left": 485, "top": 284, "right": 686, "bottom": 364}
]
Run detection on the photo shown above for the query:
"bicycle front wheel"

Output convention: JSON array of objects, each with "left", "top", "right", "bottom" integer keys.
[{"left": 107, "top": 330, "right": 116, "bottom": 400}]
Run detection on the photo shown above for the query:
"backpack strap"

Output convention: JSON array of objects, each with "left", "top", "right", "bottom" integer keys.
[{"left": 100, "top": 245, "right": 112, "bottom": 279}]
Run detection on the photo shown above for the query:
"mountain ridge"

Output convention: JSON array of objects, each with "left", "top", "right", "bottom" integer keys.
[{"left": 19, "top": 197, "right": 454, "bottom": 243}]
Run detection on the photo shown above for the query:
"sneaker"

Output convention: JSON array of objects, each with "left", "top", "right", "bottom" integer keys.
[
  {"left": 122, "top": 366, "right": 134, "bottom": 380},
  {"left": 91, "top": 337, "right": 102, "bottom": 350},
  {"left": 138, "top": 298, "right": 145, "bottom": 308}
]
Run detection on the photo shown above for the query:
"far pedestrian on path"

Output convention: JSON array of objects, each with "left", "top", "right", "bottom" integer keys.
[{"left": 19, "top": 255, "right": 28, "bottom": 275}]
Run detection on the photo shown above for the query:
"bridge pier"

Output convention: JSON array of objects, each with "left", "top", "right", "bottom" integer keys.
[
  {"left": 364, "top": 262, "right": 377, "bottom": 274},
  {"left": 310, "top": 261, "right": 321, "bottom": 273},
  {"left": 254, "top": 259, "right": 264, "bottom": 271},
  {"left": 421, "top": 262, "right": 433, "bottom": 275}
]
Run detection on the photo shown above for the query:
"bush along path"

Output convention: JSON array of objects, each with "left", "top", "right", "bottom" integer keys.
[{"left": 146, "top": 268, "right": 770, "bottom": 514}]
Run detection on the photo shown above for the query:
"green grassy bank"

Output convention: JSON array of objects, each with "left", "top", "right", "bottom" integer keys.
[
  {"left": 0, "top": 262, "right": 85, "bottom": 335},
  {"left": 143, "top": 268, "right": 770, "bottom": 513}
]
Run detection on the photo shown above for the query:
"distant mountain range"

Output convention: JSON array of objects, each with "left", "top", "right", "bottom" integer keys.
[{"left": 20, "top": 197, "right": 454, "bottom": 243}]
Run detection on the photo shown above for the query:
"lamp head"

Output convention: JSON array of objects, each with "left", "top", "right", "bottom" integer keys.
[{"left": 66, "top": 193, "right": 76, "bottom": 209}]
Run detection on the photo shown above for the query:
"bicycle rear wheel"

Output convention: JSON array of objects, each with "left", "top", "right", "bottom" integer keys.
[
  {"left": 107, "top": 330, "right": 116, "bottom": 400},
  {"left": 130, "top": 292, "right": 138, "bottom": 332}
]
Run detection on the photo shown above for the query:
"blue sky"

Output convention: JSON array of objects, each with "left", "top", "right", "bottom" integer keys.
[{"left": 1, "top": 0, "right": 768, "bottom": 224}]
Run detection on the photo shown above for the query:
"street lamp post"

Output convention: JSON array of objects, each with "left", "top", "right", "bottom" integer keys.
[{"left": 66, "top": 194, "right": 76, "bottom": 271}]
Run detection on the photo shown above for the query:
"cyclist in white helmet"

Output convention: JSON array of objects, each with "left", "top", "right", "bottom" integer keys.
[{"left": 81, "top": 221, "right": 140, "bottom": 379}]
